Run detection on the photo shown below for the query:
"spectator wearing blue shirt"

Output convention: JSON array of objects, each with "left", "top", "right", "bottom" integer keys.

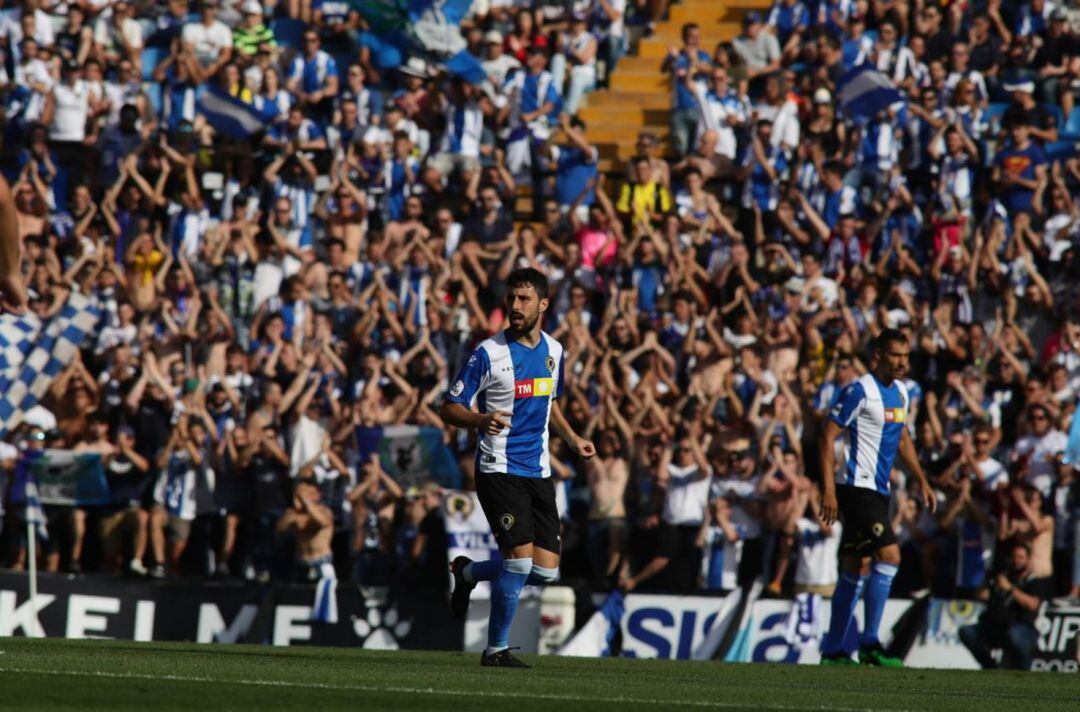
[
  {"left": 662, "top": 23, "right": 711, "bottom": 156},
  {"left": 264, "top": 146, "right": 318, "bottom": 233},
  {"left": 738, "top": 120, "right": 787, "bottom": 213},
  {"left": 993, "top": 120, "right": 1047, "bottom": 217},
  {"left": 288, "top": 31, "right": 339, "bottom": 122},
  {"left": 767, "top": 0, "right": 810, "bottom": 62},
  {"left": 311, "top": 0, "right": 359, "bottom": 54},
  {"left": 265, "top": 105, "right": 328, "bottom": 153},
  {"left": 502, "top": 47, "right": 561, "bottom": 188},
  {"left": 550, "top": 115, "right": 598, "bottom": 216},
  {"left": 337, "top": 63, "right": 383, "bottom": 128},
  {"left": 631, "top": 238, "right": 665, "bottom": 315}
]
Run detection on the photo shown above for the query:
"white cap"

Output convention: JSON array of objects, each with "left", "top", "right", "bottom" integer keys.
[
  {"left": 21, "top": 405, "right": 57, "bottom": 431},
  {"left": 1003, "top": 80, "right": 1035, "bottom": 93},
  {"left": 813, "top": 88, "right": 832, "bottom": 104},
  {"left": 242, "top": 0, "right": 262, "bottom": 14}
]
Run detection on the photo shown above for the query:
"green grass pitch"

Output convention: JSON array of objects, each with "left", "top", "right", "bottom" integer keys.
[{"left": 0, "top": 638, "right": 1078, "bottom": 711}]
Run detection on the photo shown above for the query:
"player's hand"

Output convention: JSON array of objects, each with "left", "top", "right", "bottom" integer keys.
[
  {"left": 820, "top": 487, "right": 838, "bottom": 526},
  {"left": 919, "top": 479, "right": 938, "bottom": 514},
  {"left": 481, "top": 410, "right": 510, "bottom": 435},
  {"left": 617, "top": 575, "right": 636, "bottom": 593},
  {"left": 0, "top": 272, "right": 27, "bottom": 314},
  {"left": 574, "top": 437, "right": 596, "bottom": 460}
]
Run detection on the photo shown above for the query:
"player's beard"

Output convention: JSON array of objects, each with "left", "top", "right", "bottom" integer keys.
[{"left": 507, "top": 310, "right": 539, "bottom": 337}]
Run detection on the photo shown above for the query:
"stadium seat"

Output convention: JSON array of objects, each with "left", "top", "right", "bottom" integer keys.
[
  {"left": 143, "top": 82, "right": 162, "bottom": 117},
  {"left": 141, "top": 46, "right": 164, "bottom": 82},
  {"left": 984, "top": 102, "right": 1009, "bottom": 131},
  {"left": 271, "top": 18, "right": 307, "bottom": 50},
  {"left": 1045, "top": 140, "right": 1077, "bottom": 162},
  {"left": 1061, "top": 107, "right": 1080, "bottom": 142}
]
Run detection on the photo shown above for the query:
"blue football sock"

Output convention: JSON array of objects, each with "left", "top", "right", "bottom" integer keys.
[
  {"left": 861, "top": 562, "right": 899, "bottom": 648},
  {"left": 486, "top": 557, "right": 532, "bottom": 652},
  {"left": 463, "top": 559, "right": 502, "bottom": 584},
  {"left": 821, "top": 572, "right": 866, "bottom": 656},
  {"left": 525, "top": 564, "right": 558, "bottom": 586}
]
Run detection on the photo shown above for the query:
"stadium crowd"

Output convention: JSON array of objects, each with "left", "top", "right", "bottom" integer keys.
[{"left": 0, "top": 0, "right": 1076, "bottom": 610}]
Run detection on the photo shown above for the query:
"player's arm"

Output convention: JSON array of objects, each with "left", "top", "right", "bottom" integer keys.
[
  {"left": 818, "top": 418, "right": 843, "bottom": 525},
  {"left": 819, "top": 381, "right": 865, "bottom": 525},
  {"left": 0, "top": 175, "right": 26, "bottom": 312},
  {"left": 899, "top": 427, "right": 937, "bottom": 514},
  {"left": 439, "top": 348, "right": 509, "bottom": 436},
  {"left": 550, "top": 399, "right": 596, "bottom": 460}
]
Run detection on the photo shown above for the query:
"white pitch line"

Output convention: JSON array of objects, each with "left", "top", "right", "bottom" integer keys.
[{"left": 0, "top": 666, "right": 901, "bottom": 712}]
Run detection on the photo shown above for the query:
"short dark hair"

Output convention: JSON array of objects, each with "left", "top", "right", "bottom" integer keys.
[
  {"left": 875, "top": 328, "right": 907, "bottom": 354},
  {"left": 506, "top": 268, "right": 549, "bottom": 299}
]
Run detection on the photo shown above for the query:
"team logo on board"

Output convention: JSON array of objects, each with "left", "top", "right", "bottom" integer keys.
[{"left": 545, "top": 355, "right": 556, "bottom": 372}]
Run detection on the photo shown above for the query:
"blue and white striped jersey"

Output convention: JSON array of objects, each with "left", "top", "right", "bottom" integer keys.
[
  {"left": 829, "top": 372, "right": 910, "bottom": 495},
  {"left": 446, "top": 331, "right": 565, "bottom": 478}
]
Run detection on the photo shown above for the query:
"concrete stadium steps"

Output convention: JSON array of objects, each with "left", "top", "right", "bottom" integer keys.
[
  {"left": 512, "top": 0, "right": 770, "bottom": 219},
  {"left": 580, "top": 0, "right": 769, "bottom": 180},
  {"left": 578, "top": 106, "right": 673, "bottom": 126}
]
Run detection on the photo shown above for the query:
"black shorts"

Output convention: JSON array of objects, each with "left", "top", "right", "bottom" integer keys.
[
  {"left": 475, "top": 471, "right": 560, "bottom": 554},
  {"left": 837, "top": 485, "right": 897, "bottom": 556}
]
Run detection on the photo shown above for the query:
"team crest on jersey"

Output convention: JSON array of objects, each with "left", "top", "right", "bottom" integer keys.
[
  {"left": 872, "top": 523, "right": 885, "bottom": 537},
  {"left": 883, "top": 407, "right": 906, "bottom": 423},
  {"left": 545, "top": 355, "right": 556, "bottom": 373},
  {"left": 449, "top": 380, "right": 464, "bottom": 397},
  {"left": 499, "top": 513, "right": 515, "bottom": 531}
]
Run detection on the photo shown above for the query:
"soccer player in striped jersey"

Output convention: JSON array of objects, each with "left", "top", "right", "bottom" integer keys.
[
  {"left": 818, "top": 329, "right": 936, "bottom": 667},
  {"left": 440, "top": 268, "right": 596, "bottom": 668}
]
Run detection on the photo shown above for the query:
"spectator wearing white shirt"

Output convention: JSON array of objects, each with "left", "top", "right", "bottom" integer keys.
[
  {"left": 794, "top": 494, "right": 841, "bottom": 596},
  {"left": 93, "top": 0, "right": 143, "bottom": 74},
  {"left": 550, "top": 13, "right": 597, "bottom": 117},
  {"left": 1, "top": 1, "right": 55, "bottom": 51},
  {"left": 753, "top": 73, "right": 799, "bottom": 152},
  {"left": 1012, "top": 404, "right": 1068, "bottom": 498},
  {"left": 43, "top": 62, "right": 90, "bottom": 145},
  {"left": 971, "top": 425, "right": 1008, "bottom": 493},
  {"left": 15, "top": 37, "right": 53, "bottom": 124},
  {"left": 181, "top": 0, "right": 233, "bottom": 81},
  {"left": 731, "top": 12, "right": 780, "bottom": 82},
  {"left": 687, "top": 67, "right": 746, "bottom": 161},
  {"left": 481, "top": 31, "right": 520, "bottom": 90},
  {"left": 618, "top": 430, "right": 712, "bottom": 594}
]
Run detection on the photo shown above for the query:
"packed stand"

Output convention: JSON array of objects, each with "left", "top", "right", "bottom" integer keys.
[{"left": 0, "top": 0, "right": 1075, "bottom": 608}]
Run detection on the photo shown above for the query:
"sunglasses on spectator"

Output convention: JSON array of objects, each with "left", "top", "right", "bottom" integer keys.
[
  {"left": 1031, "top": 413, "right": 1049, "bottom": 421},
  {"left": 728, "top": 449, "right": 752, "bottom": 460},
  {"left": 975, "top": 438, "right": 990, "bottom": 445}
]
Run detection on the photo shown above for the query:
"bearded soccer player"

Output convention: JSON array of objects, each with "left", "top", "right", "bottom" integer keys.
[
  {"left": 818, "top": 328, "right": 936, "bottom": 667},
  {"left": 440, "top": 268, "right": 595, "bottom": 668}
]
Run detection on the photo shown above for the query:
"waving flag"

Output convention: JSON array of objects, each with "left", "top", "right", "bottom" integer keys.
[
  {"left": 24, "top": 473, "right": 48, "bottom": 542},
  {"left": 0, "top": 291, "right": 99, "bottom": 436},
  {"left": 350, "top": 0, "right": 410, "bottom": 33},
  {"left": 558, "top": 591, "right": 625, "bottom": 657},
  {"left": 838, "top": 64, "right": 904, "bottom": 120},
  {"left": 1063, "top": 402, "right": 1080, "bottom": 469},
  {"left": 197, "top": 86, "right": 279, "bottom": 140},
  {"left": 355, "top": 424, "right": 463, "bottom": 488}
]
